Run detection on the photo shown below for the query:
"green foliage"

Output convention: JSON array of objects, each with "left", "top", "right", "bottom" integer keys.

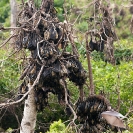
[
  {"left": 114, "top": 39, "right": 133, "bottom": 50},
  {"left": 81, "top": 54, "right": 133, "bottom": 115},
  {"left": 114, "top": 49, "right": 132, "bottom": 60},
  {"left": 46, "top": 119, "right": 66, "bottom": 133},
  {"left": 123, "top": 130, "right": 132, "bottom": 133},
  {"left": 0, "top": 49, "right": 21, "bottom": 94},
  {"left": 80, "top": 54, "right": 133, "bottom": 131},
  {"left": 36, "top": 93, "right": 69, "bottom": 132},
  {"left": 54, "top": 0, "right": 64, "bottom": 21},
  {"left": 127, "top": 116, "right": 133, "bottom": 132},
  {"left": 92, "top": 60, "right": 133, "bottom": 114},
  {"left": 46, "top": 119, "right": 74, "bottom": 133},
  {"left": 0, "top": 0, "right": 10, "bottom": 24},
  {"left": 91, "top": 51, "right": 104, "bottom": 61},
  {"left": 6, "top": 128, "right": 13, "bottom": 133},
  {"left": 75, "top": 21, "right": 88, "bottom": 32},
  {"left": 79, "top": 38, "right": 133, "bottom": 117},
  {"left": 0, "top": 0, "right": 133, "bottom": 132}
]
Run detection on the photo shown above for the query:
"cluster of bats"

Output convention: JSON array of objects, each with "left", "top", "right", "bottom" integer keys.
[
  {"left": 15, "top": 0, "right": 126, "bottom": 132},
  {"left": 17, "top": 0, "right": 87, "bottom": 112},
  {"left": 76, "top": 95, "right": 120, "bottom": 133}
]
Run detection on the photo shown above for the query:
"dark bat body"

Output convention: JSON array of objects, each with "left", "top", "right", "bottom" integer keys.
[{"left": 89, "top": 38, "right": 104, "bottom": 52}]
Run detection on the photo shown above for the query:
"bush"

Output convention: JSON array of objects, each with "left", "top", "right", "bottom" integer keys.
[{"left": 46, "top": 119, "right": 66, "bottom": 133}]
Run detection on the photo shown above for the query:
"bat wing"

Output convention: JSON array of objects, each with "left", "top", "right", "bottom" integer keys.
[{"left": 101, "top": 111, "right": 126, "bottom": 129}]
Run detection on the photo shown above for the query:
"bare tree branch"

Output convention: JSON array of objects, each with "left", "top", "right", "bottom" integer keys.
[
  {"left": 0, "top": 34, "right": 18, "bottom": 48},
  {"left": 0, "top": 65, "right": 44, "bottom": 108},
  {"left": 85, "top": 32, "right": 95, "bottom": 95}
]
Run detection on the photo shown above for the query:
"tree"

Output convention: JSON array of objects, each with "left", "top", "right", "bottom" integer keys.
[
  {"left": 0, "top": 0, "right": 131, "bottom": 132},
  {"left": 10, "top": 0, "right": 17, "bottom": 30}
]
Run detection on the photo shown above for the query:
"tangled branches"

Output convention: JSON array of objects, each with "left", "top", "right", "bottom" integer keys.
[
  {"left": 88, "top": 0, "right": 117, "bottom": 65},
  {"left": 0, "top": 0, "right": 127, "bottom": 132},
  {"left": 15, "top": 0, "right": 87, "bottom": 115}
]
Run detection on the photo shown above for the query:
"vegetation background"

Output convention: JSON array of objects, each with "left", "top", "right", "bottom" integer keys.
[{"left": 0, "top": 0, "right": 133, "bottom": 132}]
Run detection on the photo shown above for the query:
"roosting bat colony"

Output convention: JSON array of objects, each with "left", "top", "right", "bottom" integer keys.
[
  {"left": 2, "top": 0, "right": 126, "bottom": 132},
  {"left": 17, "top": 0, "right": 87, "bottom": 110}
]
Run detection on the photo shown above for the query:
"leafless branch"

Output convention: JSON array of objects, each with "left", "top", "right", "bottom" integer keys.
[
  {"left": 116, "top": 74, "right": 121, "bottom": 112},
  {"left": 0, "top": 27, "right": 21, "bottom": 31},
  {"left": 60, "top": 79, "right": 77, "bottom": 121},
  {"left": 0, "top": 34, "right": 18, "bottom": 48},
  {"left": 0, "top": 49, "right": 21, "bottom": 62},
  {"left": 21, "top": 0, "right": 24, "bottom": 5},
  {"left": 79, "top": 86, "right": 84, "bottom": 102},
  {"left": 85, "top": 32, "right": 94, "bottom": 95},
  {"left": 19, "top": 63, "right": 34, "bottom": 80},
  {"left": 0, "top": 65, "right": 44, "bottom": 108},
  {"left": 125, "top": 102, "right": 133, "bottom": 117}
]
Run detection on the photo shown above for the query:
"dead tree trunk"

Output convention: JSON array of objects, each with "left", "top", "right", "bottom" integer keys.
[
  {"left": 10, "top": 0, "right": 17, "bottom": 28},
  {"left": 20, "top": 84, "right": 37, "bottom": 133},
  {"left": 10, "top": 0, "right": 17, "bottom": 44}
]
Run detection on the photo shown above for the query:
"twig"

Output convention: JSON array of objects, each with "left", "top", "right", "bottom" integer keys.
[
  {"left": 56, "top": 22, "right": 66, "bottom": 48},
  {"left": 116, "top": 73, "right": 121, "bottom": 112},
  {"left": 85, "top": 32, "right": 94, "bottom": 95},
  {"left": 63, "top": 0, "right": 69, "bottom": 22},
  {"left": 79, "top": 85, "right": 84, "bottom": 101},
  {"left": 0, "top": 34, "right": 18, "bottom": 48},
  {"left": 37, "top": 40, "right": 44, "bottom": 62},
  {"left": 68, "top": 32, "right": 79, "bottom": 58},
  {"left": 0, "top": 27, "right": 21, "bottom": 31},
  {"left": 19, "top": 63, "right": 34, "bottom": 80},
  {"left": 59, "top": 79, "right": 77, "bottom": 122},
  {"left": 80, "top": 1, "right": 95, "bottom": 9},
  {"left": 21, "top": 0, "right": 24, "bottom": 5},
  {"left": 0, "top": 49, "right": 21, "bottom": 62},
  {"left": 125, "top": 101, "right": 133, "bottom": 117},
  {"left": 0, "top": 65, "right": 44, "bottom": 108},
  {"left": 72, "top": 12, "right": 82, "bottom": 25},
  {"left": 0, "top": 107, "right": 8, "bottom": 121},
  {"left": 63, "top": 2, "right": 79, "bottom": 58},
  {"left": 11, "top": 107, "right": 21, "bottom": 127},
  {"left": 125, "top": 109, "right": 133, "bottom": 117},
  {"left": 33, "top": 13, "right": 41, "bottom": 30}
]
